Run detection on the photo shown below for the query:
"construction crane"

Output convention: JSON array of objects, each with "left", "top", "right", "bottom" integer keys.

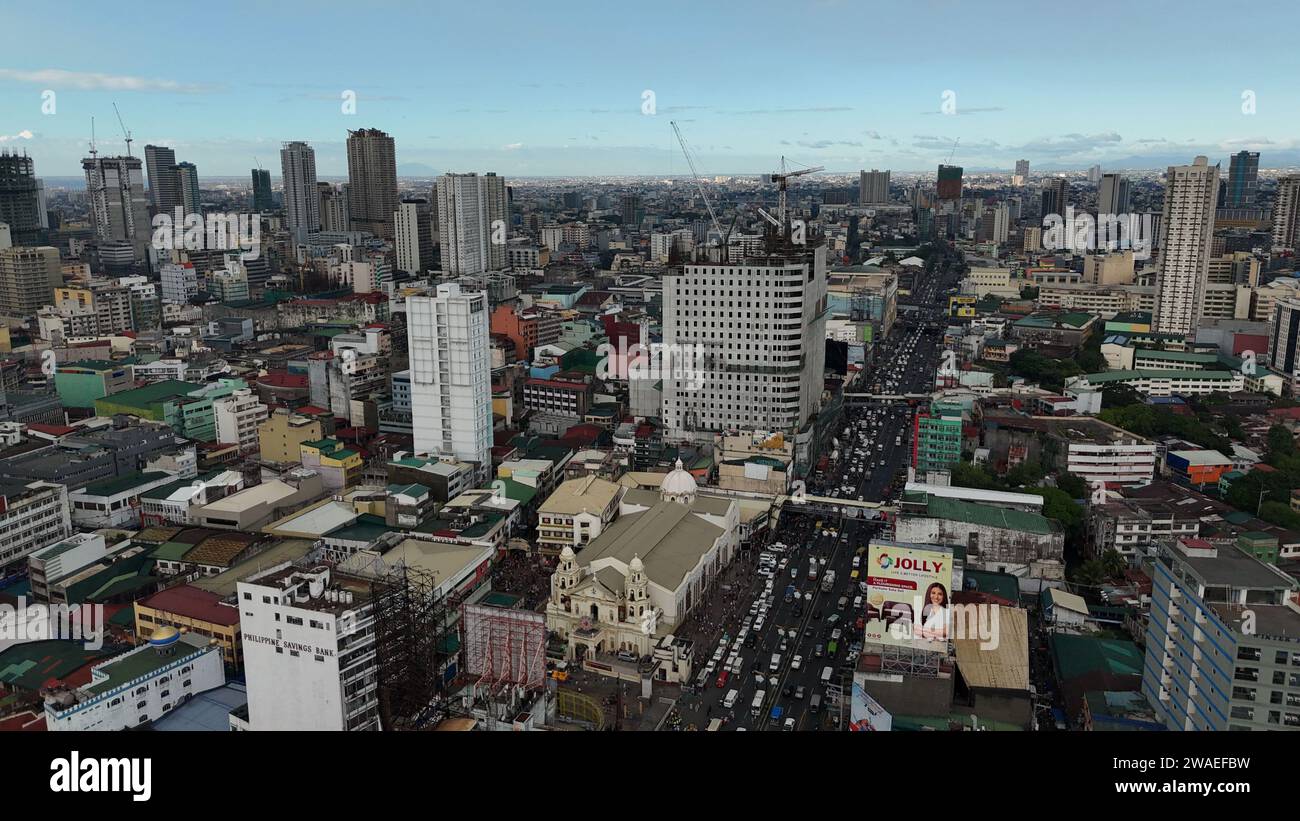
[
  {"left": 112, "top": 103, "right": 133, "bottom": 157},
  {"left": 766, "top": 157, "right": 823, "bottom": 229},
  {"left": 946, "top": 137, "right": 960, "bottom": 164},
  {"left": 670, "top": 120, "right": 724, "bottom": 243}
]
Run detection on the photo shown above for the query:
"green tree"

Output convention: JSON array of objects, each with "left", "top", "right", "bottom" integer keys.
[
  {"left": 1056, "top": 472, "right": 1089, "bottom": 499},
  {"left": 1267, "top": 424, "right": 1297, "bottom": 460},
  {"left": 950, "top": 461, "right": 1002, "bottom": 490},
  {"left": 1073, "top": 559, "right": 1107, "bottom": 589},
  {"left": 1101, "top": 549, "right": 1128, "bottom": 581}
]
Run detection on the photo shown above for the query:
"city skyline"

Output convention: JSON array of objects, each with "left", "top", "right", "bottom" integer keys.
[{"left": 2, "top": 0, "right": 1298, "bottom": 177}]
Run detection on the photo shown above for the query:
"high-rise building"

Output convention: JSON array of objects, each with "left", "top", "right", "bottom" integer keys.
[
  {"left": 1271, "top": 175, "right": 1300, "bottom": 251},
  {"left": 1268, "top": 296, "right": 1300, "bottom": 395},
  {"left": 394, "top": 197, "right": 434, "bottom": 275},
  {"left": 1041, "top": 177, "right": 1067, "bottom": 219},
  {"left": 436, "top": 172, "right": 508, "bottom": 275},
  {"left": 0, "top": 151, "right": 42, "bottom": 246},
  {"left": 345, "top": 128, "right": 398, "bottom": 238},
  {"left": 1087, "top": 164, "right": 1102, "bottom": 184},
  {"left": 1013, "top": 159, "right": 1029, "bottom": 186},
  {"left": 237, "top": 564, "right": 380, "bottom": 731},
  {"left": 0, "top": 245, "right": 62, "bottom": 317},
  {"left": 318, "top": 182, "right": 350, "bottom": 233},
  {"left": 662, "top": 239, "right": 827, "bottom": 438},
  {"left": 859, "top": 169, "right": 890, "bottom": 204},
  {"left": 407, "top": 283, "right": 492, "bottom": 481},
  {"left": 1226, "top": 150, "right": 1260, "bottom": 208},
  {"left": 174, "top": 162, "right": 201, "bottom": 217},
  {"left": 280, "top": 141, "right": 320, "bottom": 242},
  {"left": 82, "top": 154, "right": 151, "bottom": 262},
  {"left": 1097, "top": 173, "right": 1130, "bottom": 215},
  {"left": 1142, "top": 537, "right": 1300, "bottom": 731},
  {"left": 143, "top": 144, "right": 179, "bottom": 212},
  {"left": 620, "top": 194, "right": 642, "bottom": 226},
  {"left": 251, "top": 168, "right": 273, "bottom": 212},
  {"left": 936, "top": 165, "right": 963, "bottom": 201},
  {"left": 1153, "top": 157, "right": 1219, "bottom": 336}
]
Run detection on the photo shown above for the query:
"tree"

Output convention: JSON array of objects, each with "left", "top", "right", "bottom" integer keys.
[
  {"left": 1027, "top": 486, "right": 1084, "bottom": 542},
  {"left": 1100, "top": 383, "right": 1142, "bottom": 409},
  {"left": 1267, "top": 424, "right": 1297, "bottom": 460},
  {"left": 1101, "top": 549, "right": 1128, "bottom": 581},
  {"left": 1056, "top": 472, "right": 1089, "bottom": 499},
  {"left": 1005, "top": 458, "right": 1045, "bottom": 488},
  {"left": 950, "top": 461, "right": 1002, "bottom": 490},
  {"left": 1073, "top": 559, "right": 1107, "bottom": 589}
]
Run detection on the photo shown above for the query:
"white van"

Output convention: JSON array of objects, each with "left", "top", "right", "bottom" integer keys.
[
  {"left": 821, "top": 666, "right": 834, "bottom": 684},
  {"left": 853, "top": 595, "right": 863, "bottom": 610},
  {"left": 769, "top": 653, "right": 782, "bottom": 672},
  {"left": 751, "top": 690, "right": 767, "bottom": 717},
  {"left": 723, "top": 689, "right": 740, "bottom": 709}
]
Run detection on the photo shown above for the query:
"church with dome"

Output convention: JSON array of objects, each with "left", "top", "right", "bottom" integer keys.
[{"left": 545, "top": 460, "right": 739, "bottom": 683}]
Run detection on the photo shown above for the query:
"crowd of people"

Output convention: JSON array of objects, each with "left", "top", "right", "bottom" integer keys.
[{"left": 491, "top": 551, "right": 553, "bottom": 609}]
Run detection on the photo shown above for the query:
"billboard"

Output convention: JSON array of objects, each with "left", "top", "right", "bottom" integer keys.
[
  {"left": 864, "top": 541, "right": 953, "bottom": 652},
  {"left": 850, "top": 674, "right": 893, "bottom": 731}
]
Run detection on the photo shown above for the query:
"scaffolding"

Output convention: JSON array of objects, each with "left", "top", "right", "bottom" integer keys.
[
  {"left": 462, "top": 603, "right": 547, "bottom": 694},
  {"left": 878, "top": 642, "right": 948, "bottom": 677},
  {"left": 367, "top": 561, "right": 448, "bottom": 731}
]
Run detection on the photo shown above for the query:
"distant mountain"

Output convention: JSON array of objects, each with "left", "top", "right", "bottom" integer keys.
[{"left": 397, "top": 162, "right": 441, "bottom": 177}]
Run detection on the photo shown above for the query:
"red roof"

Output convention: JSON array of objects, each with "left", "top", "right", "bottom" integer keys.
[
  {"left": 296, "top": 405, "right": 330, "bottom": 416},
  {"left": 0, "top": 711, "right": 46, "bottom": 732},
  {"left": 138, "top": 584, "right": 241, "bottom": 626},
  {"left": 26, "top": 423, "right": 76, "bottom": 437},
  {"left": 258, "top": 371, "right": 309, "bottom": 388}
]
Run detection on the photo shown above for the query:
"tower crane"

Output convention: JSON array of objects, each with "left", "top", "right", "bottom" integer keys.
[
  {"left": 112, "top": 103, "right": 133, "bottom": 157},
  {"left": 766, "top": 157, "right": 823, "bottom": 229},
  {"left": 670, "top": 120, "right": 724, "bottom": 243}
]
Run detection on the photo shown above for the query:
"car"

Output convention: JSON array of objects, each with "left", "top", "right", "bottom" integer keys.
[
  {"left": 769, "top": 675, "right": 779, "bottom": 688},
  {"left": 831, "top": 628, "right": 843, "bottom": 641},
  {"left": 784, "top": 717, "right": 797, "bottom": 731},
  {"left": 814, "top": 644, "right": 824, "bottom": 657},
  {"left": 795, "top": 685, "right": 806, "bottom": 700},
  {"left": 716, "top": 670, "right": 729, "bottom": 687},
  {"left": 791, "top": 654, "right": 803, "bottom": 670},
  {"left": 850, "top": 569, "right": 860, "bottom": 580}
]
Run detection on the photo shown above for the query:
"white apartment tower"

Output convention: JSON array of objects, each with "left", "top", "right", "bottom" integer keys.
[
  {"left": 437, "top": 172, "right": 508, "bottom": 275},
  {"left": 1152, "top": 157, "right": 1219, "bottom": 336},
  {"left": 394, "top": 197, "right": 433, "bottom": 274},
  {"left": 280, "top": 141, "right": 320, "bottom": 243},
  {"left": 662, "top": 239, "right": 828, "bottom": 439},
  {"left": 1272, "top": 175, "right": 1300, "bottom": 251},
  {"left": 237, "top": 563, "right": 380, "bottom": 731},
  {"left": 407, "top": 283, "right": 492, "bottom": 481}
]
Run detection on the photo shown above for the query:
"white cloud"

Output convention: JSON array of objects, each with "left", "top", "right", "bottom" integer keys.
[
  {"left": 0, "top": 130, "right": 34, "bottom": 143},
  {"left": 0, "top": 68, "right": 216, "bottom": 94},
  {"left": 503, "top": 142, "right": 524, "bottom": 150}
]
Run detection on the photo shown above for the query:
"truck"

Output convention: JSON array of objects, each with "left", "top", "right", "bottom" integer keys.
[{"left": 821, "top": 570, "right": 835, "bottom": 593}]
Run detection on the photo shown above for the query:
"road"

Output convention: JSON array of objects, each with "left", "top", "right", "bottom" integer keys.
[{"left": 672, "top": 244, "right": 963, "bottom": 731}]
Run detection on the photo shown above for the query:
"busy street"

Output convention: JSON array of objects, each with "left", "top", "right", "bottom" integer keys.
[{"left": 669, "top": 249, "right": 961, "bottom": 730}]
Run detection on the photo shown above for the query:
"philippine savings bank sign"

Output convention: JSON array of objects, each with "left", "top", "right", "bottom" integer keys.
[{"left": 243, "top": 632, "right": 336, "bottom": 658}]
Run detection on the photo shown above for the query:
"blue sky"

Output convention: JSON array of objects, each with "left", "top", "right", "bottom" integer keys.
[{"left": 3, "top": 0, "right": 1298, "bottom": 178}]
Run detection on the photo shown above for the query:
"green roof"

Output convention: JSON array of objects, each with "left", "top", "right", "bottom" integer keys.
[
  {"left": 58, "top": 360, "right": 129, "bottom": 373},
  {"left": 1082, "top": 368, "right": 1239, "bottom": 383},
  {"left": 1132, "top": 348, "right": 1218, "bottom": 364},
  {"left": 1015, "top": 311, "right": 1094, "bottom": 329},
  {"left": 78, "top": 471, "right": 171, "bottom": 498},
  {"left": 83, "top": 639, "right": 208, "bottom": 696},
  {"left": 99, "top": 379, "right": 204, "bottom": 407},
  {"left": 1051, "top": 634, "right": 1144, "bottom": 682},
  {"left": 498, "top": 477, "right": 537, "bottom": 505},
  {"left": 387, "top": 483, "right": 430, "bottom": 497},
  {"left": 328, "top": 513, "right": 393, "bottom": 543},
  {"left": 962, "top": 569, "right": 1021, "bottom": 604},
  {"left": 152, "top": 541, "right": 195, "bottom": 561},
  {"left": 0, "top": 640, "right": 116, "bottom": 691},
  {"left": 924, "top": 496, "right": 1057, "bottom": 535}
]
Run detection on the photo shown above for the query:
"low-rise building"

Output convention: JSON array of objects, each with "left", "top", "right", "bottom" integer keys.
[
  {"left": 43, "top": 629, "right": 226, "bottom": 731},
  {"left": 536, "top": 475, "right": 622, "bottom": 554}
]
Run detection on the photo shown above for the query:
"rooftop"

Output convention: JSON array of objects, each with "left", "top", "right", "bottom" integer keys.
[{"left": 920, "top": 495, "right": 1058, "bottom": 535}]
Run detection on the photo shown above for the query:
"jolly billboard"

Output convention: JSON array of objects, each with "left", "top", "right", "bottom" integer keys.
[{"left": 864, "top": 541, "right": 953, "bottom": 652}]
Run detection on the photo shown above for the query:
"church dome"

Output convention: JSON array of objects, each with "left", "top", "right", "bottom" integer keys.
[
  {"left": 629, "top": 554, "right": 644, "bottom": 573},
  {"left": 660, "top": 458, "right": 697, "bottom": 501},
  {"left": 560, "top": 545, "right": 576, "bottom": 563}
]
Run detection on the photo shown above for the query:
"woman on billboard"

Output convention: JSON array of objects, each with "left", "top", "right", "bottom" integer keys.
[{"left": 919, "top": 582, "right": 950, "bottom": 641}]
